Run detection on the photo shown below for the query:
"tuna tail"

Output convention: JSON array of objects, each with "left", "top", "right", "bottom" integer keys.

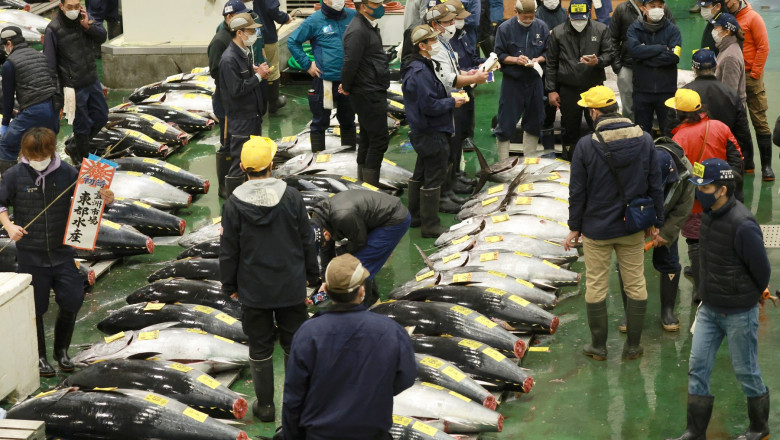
[
  {"left": 414, "top": 244, "right": 434, "bottom": 270},
  {"left": 472, "top": 144, "right": 491, "bottom": 195},
  {"left": 171, "top": 59, "right": 184, "bottom": 74},
  {"left": 499, "top": 170, "right": 527, "bottom": 210}
]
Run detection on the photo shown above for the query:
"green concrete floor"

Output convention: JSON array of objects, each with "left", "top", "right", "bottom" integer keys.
[{"left": 4, "top": 1, "right": 780, "bottom": 438}]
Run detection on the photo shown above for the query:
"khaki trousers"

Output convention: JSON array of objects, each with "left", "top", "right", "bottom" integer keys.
[
  {"left": 264, "top": 42, "right": 281, "bottom": 82},
  {"left": 582, "top": 231, "right": 647, "bottom": 303},
  {"left": 745, "top": 75, "right": 770, "bottom": 135}
]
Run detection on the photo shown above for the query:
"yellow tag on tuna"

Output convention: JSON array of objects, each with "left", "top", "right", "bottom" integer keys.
[
  {"left": 144, "top": 394, "right": 169, "bottom": 407},
  {"left": 315, "top": 154, "right": 331, "bottom": 163},
  {"left": 138, "top": 330, "right": 160, "bottom": 340},
  {"left": 281, "top": 136, "right": 296, "bottom": 142},
  {"left": 475, "top": 315, "right": 497, "bottom": 328},
  {"left": 442, "top": 252, "right": 461, "bottom": 263},
  {"left": 482, "top": 347, "right": 506, "bottom": 362},
  {"left": 554, "top": 197, "right": 569, "bottom": 204},
  {"left": 420, "top": 356, "right": 445, "bottom": 369},
  {"left": 149, "top": 176, "right": 166, "bottom": 185},
  {"left": 341, "top": 175, "right": 358, "bottom": 183},
  {"left": 516, "top": 278, "right": 535, "bottom": 288},
  {"left": 529, "top": 347, "right": 551, "bottom": 352},
  {"left": 449, "top": 390, "right": 472, "bottom": 402},
  {"left": 421, "top": 382, "right": 445, "bottom": 390},
  {"left": 361, "top": 182, "right": 379, "bottom": 191},
  {"left": 416, "top": 270, "right": 435, "bottom": 282},
  {"left": 485, "top": 287, "right": 507, "bottom": 296},
  {"left": 193, "top": 305, "right": 215, "bottom": 315},
  {"left": 515, "top": 197, "right": 532, "bottom": 205},
  {"left": 452, "top": 273, "right": 472, "bottom": 283},
  {"left": 488, "top": 184, "right": 504, "bottom": 195},
  {"left": 213, "top": 335, "right": 235, "bottom": 344},
  {"left": 133, "top": 201, "right": 152, "bottom": 209},
  {"left": 524, "top": 157, "right": 540, "bottom": 164},
  {"left": 514, "top": 251, "right": 532, "bottom": 258},
  {"left": 215, "top": 313, "right": 238, "bottom": 325},
  {"left": 480, "top": 252, "right": 498, "bottom": 262},
  {"left": 509, "top": 295, "right": 530, "bottom": 307},
  {"left": 516, "top": 183, "right": 534, "bottom": 192},
  {"left": 482, "top": 196, "right": 499, "bottom": 207},
  {"left": 143, "top": 158, "right": 160, "bottom": 165},
  {"left": 547, "top": 172, "right": 561, "bottom": 181},
  {"left": 103, "top": 220, "right": 121, "bottom": 230},
  {"left": 487, "top": 270, "right": 507, "bottom": 278},
  {"left": 544, "top": 240, "right": 562, "bottom": 247},
  {"left": 393, "top": 415, "right": 413, "bottom": 426},
  {"left": 212, "top": 216, "right": 221, "bottom": 224},
  {"left": 485, "top": 235, "right": 504, "bottom": 243},
  {"left": 152, "top": 122, "right": 169, "bottom": 133},
  {"left": 168, "top": 362, "right": 194, "bottom": 373},
  {"left": 164, "top": 163, "right": 181, "bottom": 172},
  {"left": 144, "top": 302, "right": 165, "bottom": 311},
  {"left": 543, "top": 260, "right": 561, "bottom": 269},
  {"left": 412, "top": 421, "right": 438, "bottom": 436},
  {"left": 491, "top": 214, "right": 509, "bottom": 223},
  {"left": 452, "top": 235, "right": 470, "bottom": 245},
  {"left": 197, "top": 374, "right": 222, "bottom": 389},
  {"left": 389, "top": 100, "right": 404, "bottom": 109},
  {"left": 186, "top": 328, "right": 207, "bottom": 334},
  {"left": 93, "top": 387, "right": 118, "bottom": 391},
  {"left": 450, "top": 305, "right": 473, "bottom": 315},
  {"left": 458, "top": 339, "right": 483, "bottom": 349},
  {"left": 442, "top": 366, "right": 466, "bottom": 382},
  {"left": 104, "top": 332, "right": 125, "bottom": 343},
  {"left": 183, "top": 407, "right": 208, "bottom": 423}
]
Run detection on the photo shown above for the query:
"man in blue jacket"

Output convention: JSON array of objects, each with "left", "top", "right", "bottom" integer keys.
[
  {"left": 667, "top": 158, "right": 771, "bottom": 440},
  {"left": 251, "top": 0, "right": 291, "bottom": 113},
  {"left": 494, "top": 0, "right": 549, "bottom": 160},
  {"left": 564, "top": 85, "right": 664, "bottom": 361},
  {"left": 625, "top": 0, "right": 681, "bottom": 136},
  {"left": 220, "top": 136, "right": 319, "bottom": 422},
  {"left": 282, "top": 253, "right": 417, "bottom": 440},
  {"left": 288, "top": 0, "right": 356, "bottom": 153}
]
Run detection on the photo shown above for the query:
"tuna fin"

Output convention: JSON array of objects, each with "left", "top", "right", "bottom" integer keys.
[
  {"left": 500, "top": 171, "right": 527, "bottom": 210},
  {"left": 171, "top": 59, "right": 183, "bottom": 74},
  {"left": 472, "top": 144, "right": 491, "bottom": 195},
  {"left": 126, "top": 352, "right": 163, "bottom": 360},
  {"left": 215, "top": 419, "right": 245, "bottom": 426},
  {"left": 538, "top": 162, "right": 561, "bottom": 175},
  {"left": 414, "top": 244, "right": 434, "bottom": 270},
  {"left": 529, "top": 280, "right": 557, "bottom": 291}
]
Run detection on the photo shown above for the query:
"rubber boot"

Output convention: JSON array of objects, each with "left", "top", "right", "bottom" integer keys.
[
  {"left": 735, "top": 390, "right": 770, "bottom": 440},
  {"left": 666, "top": 394, "right": 714, "bottom": 440},
  {"left": 688, "top": 241, "right": 701, "bottom": 304},
  {"left": 408, "top": 179, "right": 422, "bottom": 228},
  {"left": 357, "top": 164, "right": 364, "bottom": 182},
  {"left": 310, "top": 131, "right": 326, "bottom": 153},
  {"left": 224, "top": 175, "right": 246, "bottom": 198},
  {"left": 71, "top": 133, "right": 91, "bottom": 167},
  {"left": 452, "top": 172, "right": 475, "bottom": 195},
  {"left": 0, "top": 159, "right": 17, "bottom": 177},
  {"left": 757, "top": 133, "right": 774, "bottom": 181},
  {"left": 623, "top": 298, "right": 646, "bottom": 360},
  {"left": 583, "top": 300, "right": 608, "bottom": 361},
  {"left": 462, "top": 137, "right": 476, "bottom": 152},
  {"left": 618, "top": 267, "right": 627, "bottom": 333},
  {"left": 660, "top": 272, "right": 681, "bottom": 332},
  {"left": 420, "top": 187, "right": 446, "bottom": 238},
  {"left": 496, "top": 139, "right": 510, "bottom": 161},
  {"left": 363, "top": 168, "right": 380, "bottom": 187},
  {"left": 36, "top": 317, "right": 55, "bottom": 378},
  {"left": 216, "top": 152, "right": 231, "bottom": 199},
  {"left": 250, "top": 356, "right": 275, "bottom": 422},
  {"left": 341, "top": 130, "right": 357, "bottom": 149},
  {"left": 456, "top": 170, "right": 477, "bottom": 187},
  {"left": 522, "top": 133, "right": 539, "bottom": 157},
  {"left": 443, "top": 165, "right": 469, "bottom": 204},
  {"left": 53, "top": 309, "right": 77, "bottom": 372},
  {"left": 268, "top": 80, "right": 287, "bottom": 114}
]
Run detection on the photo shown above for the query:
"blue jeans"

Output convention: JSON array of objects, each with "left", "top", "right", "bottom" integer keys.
[
  {"left": 652, "top": 239, "right": 680, "bottom": 273},
  {"left": 0, "top": 100, "right": 59, "bottom": 160},
  {"left": 689, "top": 303, "right": 767, "bottom": 398},
  {"left": 353, "top": 214, "right": 411, "bottom": 280}
]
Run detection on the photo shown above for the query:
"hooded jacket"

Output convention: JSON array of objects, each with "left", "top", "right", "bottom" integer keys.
[
  {"left": 402, "top": 55, "right": 456, "bottom": 135},
  {"left": 734, "top": 1, "right": 769, "bottom": 79},
  {"left": 545, "top": 19, "right": 613, "bottom": 92},
  {"left": 609, "top": 0, "right": 673, "bottom": 72},
  {"left": 220, "top": 178, "right": 319, "bottom": 309},
  {"left": 654, "top": 140, "right": 695, "bottom": 245},
  {"left": 715, "top": 35, "right": 746, "bottom": 104},
  {"left": 625, "top": 17, "right": 681, "bottom": 94},
  {"left": 568, "top": 115, "right": 664, "bottom": 240},
  {"left": 288, "top": 5, "right": 356, "bottom": 82}
]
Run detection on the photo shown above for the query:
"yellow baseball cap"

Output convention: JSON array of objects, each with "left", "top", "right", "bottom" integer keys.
[
  {"left": 241, "top": 136, "right": 277, "bottom": 172},
  {"left": 665, "top": 89, "right": 702, "bottom": 112},
  {"left": 577, "top": 86, "right": 616, "bottom": 109}
]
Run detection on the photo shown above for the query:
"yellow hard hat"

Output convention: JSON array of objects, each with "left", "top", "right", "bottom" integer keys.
[
  {"left": 577, "top": 85, "right": 616, "bottom": 109},
  {"left": 241, "top": 136, "right": 277, "bottom": 172},
  {"left": 665, "top": 89, "right": 702, "bottom": 112}
]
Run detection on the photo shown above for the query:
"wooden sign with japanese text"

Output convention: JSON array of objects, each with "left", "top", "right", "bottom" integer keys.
[{"left": 64, "top": 154, "right": 117, "bottom": 250}]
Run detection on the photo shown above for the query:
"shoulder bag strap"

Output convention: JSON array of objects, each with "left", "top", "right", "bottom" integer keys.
[
  {"left": 696, "top": 120, "right": 710, "bottom": 164},
  {"left": 594, "top": 129, "right": 629, "bottom": 206}
]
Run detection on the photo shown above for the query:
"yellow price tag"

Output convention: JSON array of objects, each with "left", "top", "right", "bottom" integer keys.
[
  {"left": 482, "top": 347, "right": 507, "bottom": 362},
  {"left": 543, "top": 260, "right": 561, "bottom": 269},
  {"left": 168, "top": 362, "right": 194, "bottom": 373},
  {"left": 475, "top": 315, "right": 497, "bottom": 328},
  {"left": 524, "top": 157, "right": 541, "bottom": 164},
  {"left": 215, "top": 313, "right": 238, "bottom": 325},
  {"left": 361, "top": 182, "right": 379, "bottom": 191},
  {"left": 554, "top": 197, "right": 569, "bottom": 204},
  {"left": 144, "top": 394, "right": 169, "bottom": 407},
  {"left": 491, "top": 214, "right": 509, "bottom": 223},
  {"left": 449, "top": 390, "right": 472, "bottom": 402},
  {"left": 186, "top": 328, "right": 207, "bottom": 334},
  {"left": 341, "top": 175, "right": 358, "bottom": 182},
  {"left": 546, "top": 172, "right": 561, "bottom": 181},
  {"left": 93, "top": 387, "right": 118, "bottom": 391},
  {"left": 485, "top": 235, "right": 504, "bottom": 243},
  {"left": 420, "top": 356, "right": 445, "bottom": 369},
  {"left": 138, "top": 330, "right": 160, "bottom": 340},
  {"left": 488, "top": 270, "right": 507, "bottom": 278},
  {"left": 516, "top": 183, "right": 534, "bottom": 192},
  {"left": 485, "top": 287, "right": 507, "bottom": 296},
  {"left": 450, "top": 305, "right": 473, "bottom": 315},
  {"left": 509, "top": 295, "right": 530, "bottom": 307},
  {"left": 416, "top": 270, "right": 435, "bottom": 282},
  {"left": 214, "top": 335, "right": 234, "bottom": 344},
  {"left": 393, "top": 415, "right": 413, "bottom": 426},
  {"left": 212, "top": 216, "right": 221, "bottom": 224},
  {"left": 412, "top": 421, "right": 438, "bottom": 436},
  {"left": 488, "top": 184, "right": 505, "bottom": 195},
  {"left": 149, "top": 176, "right": 166, "bottom": 185},
  {"left": 529, "top": 346, "right": 550, "bottom": 352},
  {"left": 442, "top": 252, "right": 461, "bottom": 263},
  {"left": 35, "top": 389, "right": 58, "bottom": 398},
  {"left": 104, "top": 332, "right": 125, "bottom": 343},
  {"left": 693, "top": 162, "right": 705, "bottom": 178},
  {"left": 480, "top": 252, "right": 498, "bottom": 262},
  {"left": 452, "top": 235, "right": 470, "bottom": 245},
  {"left": 197, "top": 374, "right": 222, "bottom": 389},
  {"left": 544, "top": 239, "right": 562, "bottom": 247},
  {"left": 421, "top": 382, "right": 445, "bottom": 390},
  {"left": 164, "top": 163, "right": 181, "bottom": 172},
  {"left": 103, "top": 220, "right": 121, "bottom": 230},
  {"left": 458, "top": 339, "right": 483, "bottom": 349},
  {"left": 516, "top": 278, "right": 535, "bottom": 288},
  {"left": 143, "top": 158, "right": 160, "bottom": 165},
  {"left": 389, "top": 100, "right": 404, "bottom": 109},
  {"left": 315, "top": 154, "right": 331, "bottom": 163},
  {"left": 514, "top": 251, "right": 532, "bottom": 257},
  {"left": 152, "top": 122, "right": 169, "bottom": 133},
  {"left": 515, "top": 197, "right": 532, "bottom": 205},
  {"left": 193, "top": 305, "right": 215, "bottom": 315},
  {"left": 144, "top": 302, "right": 165, "bottom": 311},
  {"left": 442, "top": 366, "right": 466, "bottom": 382},
  {"left": 383, "top": 158, "right": 397, "bottom": 166},
  {"left": 281, "top": 136, "right": 296, "bottom": 142},
  {"left": 452, "top": 273, "right": 472, "bottom": 283},
  {"left": 183, "top": 407, "right": 208, "bottom": 423},
  {"left": 482, "top": 196, "right": 499, "bottom": 207},
  {"left": 140, "top": 114, "right": 156, "bottom": 121},
  {"left": 133, "top": 201, "right": 152, "bottom": 209},
  {"left": 182, "top": 93, "right": 200, "bottom": 99}
]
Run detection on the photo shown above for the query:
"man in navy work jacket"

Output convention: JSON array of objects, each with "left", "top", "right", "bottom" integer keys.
[
  {"left": 288, "top": 0, "right": 357, "bottom": 153},
  {"left": 564, "top": 85, "right": 663, "bottom": 362},
  {"left": 282, "top": 254, "right": 417, "bottom": 440},
  {"left": 667, "top": 158, "right": 771, "bottom": 440}
]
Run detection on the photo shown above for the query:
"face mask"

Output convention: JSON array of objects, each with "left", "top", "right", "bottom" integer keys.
[
  {"left": 64, "top": 9, "right": 80, "bottom": 20},
  {"left": 647, "top": 7, "right": 664, "bottom": 23},
  {"left": 243, "top": 31, "right": 258, "bottom": 46},
  {"left": 711, "top": 29, "right": 724, "bottom": 44},
  {"left": 517, "top": 17, "right": 533, "bottom": 27},
  {"left": 543, "top": 0, "right": 559, "bottom": 9},
  {"left": 330, "top": 0, "right": 345, "bottom": 11},
  {"left": 244, "top": 1, "right": 253, "bottom": 9},
  {"left": 427, "top": 41, "right": 442, "bottom": 56},
  {"left": 29, "top": 157, "right": 51, "bottom": 172},
  {"left": 440, "top": 24, "right": 456, "bottom": 40},
  {"left": 695, "top": 187, "right": 722, "bottom": 212},
  {"left": 699, "top": 6, "right": 713, "bottom": 21},
  {"left": 570, "top": 19, "right": 587, "bottom": 32},
  {"left": 368, "top": 4, "right": 385, "bottom": 19},
  {"left": 455, "top": 19, "right": 465, "bottom": 30}
]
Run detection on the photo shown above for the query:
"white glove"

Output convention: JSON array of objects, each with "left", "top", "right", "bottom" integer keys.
[
  {"left": 64, "top": 87, "right": 76, "bottom": 125},
  {"left": 593, "top": 0, "right": 602, "bottom": 9},
  {"left": 532, "top": 62, "right": 544, "bottom": 78}
]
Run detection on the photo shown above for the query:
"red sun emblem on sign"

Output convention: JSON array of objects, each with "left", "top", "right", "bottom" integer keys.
[{"left": 86, "top": 162, "right": 113, "bottom": 182}]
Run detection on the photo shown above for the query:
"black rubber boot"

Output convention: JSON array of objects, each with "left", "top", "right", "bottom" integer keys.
[
  {"left": 70, "top": 133, "right": 91, "bottom": 167},
  {"left": 36, "top": 317, "right": 55, "bottom": 378},
  {"left": 660, "top": 272, "right": 681, "bottom": 332},
  {"left": 224, "top": 175, "right": 246, "bottom": 198},
  {"left": 456, "top": 170, "right": 477, "bottom": 186},
  {"left": 216, "top": 152, "right": 231, "bottom": 199},
  {"left": 583, "top": 300, "right": 608, "bottom": 361},
  {"left": 362, "top": 168, "right": 380, "bottom": 187},
  {"left": 54, "top": 309, "right": 77, "bottom": 372},
  {"left": 735, "top": 390, "right": 770, "bottom": 440},
  {"left": 452, "top": 171, "right": 475, "bottom": 195},
  {"left": 268, "top": 81, "right": 287, "bottom": 114},
  {"left": 442, "top": 165, "right": 468, "bottom": 204},
  {"left": 341, "top": 130, "right": 357, "bottom": 149},
  {"left": 357, "top": 164, "right": 364, "bottom": 181},
  {"left": 420, "top": 187, "right": 446, "bottom": 238},
  {"left": 250, "top": 356, "right": 275, "bottom": 422},
  {"left": 688, "top": 241, "right": 701, "bottom": 304},
  {"left": 757, "top": 134, "right": 774, "bottom": 181},
  {"left": 310, "top": 131, "right": 326, "bottom": 153},
  {"left": 408, "top": 179, "right": 422, "bottom": 228},
  {"left": 0, "top": 159, "right": 17, "bottom": 177},
  {"left": 666, "top": 394, "right": 714, "bottom": 440},
  {"left": 462, "top": 137, "right": 476, "bottom": 152},
  {"left": 618, "top": 264, "right": 627, "bottom": 333},
  {"left": 623, "top": 298, "right": 646, "bottom": 360}
]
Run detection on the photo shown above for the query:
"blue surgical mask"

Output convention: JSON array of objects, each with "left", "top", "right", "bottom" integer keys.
[
  {"left": 368, "top": 3, "right": 385, "bottom": 19},
  {"left": 695, "top": 188, "right": 721, "bottom": 212}
]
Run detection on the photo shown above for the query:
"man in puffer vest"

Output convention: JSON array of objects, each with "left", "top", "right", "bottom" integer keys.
[{"left": 667, "top": 158, "right": 771, "bottom": 440}]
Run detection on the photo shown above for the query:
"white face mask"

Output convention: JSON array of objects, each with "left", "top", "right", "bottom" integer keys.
[
  {"left": 570, "top": 19, "right": 587, "bottom": 32},
  {"left": 699, "top": 6, "right": 714, "bottom": 20},
  {"left": 29, "top": 157, "right": 51, "bottom": 172},
  {"left": 243, "top": 31, "right": 258, "bottom": 46},
  {"left": 440, "top": 24, "right": 456, "bottom": 40},
  {"left": 455, "top": 19, "right": 465, "bottom": 30},
  {"left": 543, "top": 0, "right": 559, "bottom": 9},
  {"left": 712, "top": 28, "right": 724, "bottom": 44},
  {"left": 244, "top": 1, "right": 253, "bottom": 9},
  {"left": 64, "top": 9, "right": 80, "bottom": 20},
  {"left": 428, "top": 41, "right": 442, "bottom": 56},
  {"left": 330, "top": 0, "right": 345, "bottom": 11},
  {"left": 647, "top": 7, "right": 664, "bottom": 23},
  {"left": 517, "top": 17, "right": 533, "bottom": 27}
]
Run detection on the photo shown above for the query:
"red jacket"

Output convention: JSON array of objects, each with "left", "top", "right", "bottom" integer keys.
[
  {"left": 672, "top": 114, "right": 742, "bottom": 214},
  {"left": 736, "top": 2, "right": 770, "bottom": 79}
]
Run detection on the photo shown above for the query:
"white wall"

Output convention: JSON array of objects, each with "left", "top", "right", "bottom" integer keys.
[{"left": 122, "top": 0, "right": 224, "bottom": 46}]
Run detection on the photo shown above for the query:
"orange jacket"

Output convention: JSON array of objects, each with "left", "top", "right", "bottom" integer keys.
[
  {"left": 672, "top": 115, "right": 742, "bottom": 213},
  {"left": 736, "top": 2, "right": 770, "bottom": 79}
]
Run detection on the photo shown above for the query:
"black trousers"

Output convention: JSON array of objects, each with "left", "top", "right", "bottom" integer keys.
[
  {"left": 451, "top": 89, "right": 475, "bottom": 166},
  {"left": 224, "top": 116, "right": 263, "bottom": 176},
  {"left": 560, "top": 84, "right": 594, "bottom": 152},
  {"left": 350, "top": 91, "right": 389, "bottom": 170},
  {"left": 19, "top": 261, "right": 84, "bottom": 317},
  {"left": 241, "top": 303, "right": 307, "bottom": 360},
  {"left": 410, "top": 131, "right": 449, "bottom": 189}
]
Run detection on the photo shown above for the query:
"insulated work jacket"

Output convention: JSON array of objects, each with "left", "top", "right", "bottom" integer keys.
[
  {"left": 625, "top": 17, "right": 681, "bottom": 94},
  {"left": 545, "top": 19, "right": 613, "bottom": 92},
  {"left": 341, "top": 13, "right": 389, "bottom": 94},
  {"left": 402, "top": 55, "right": 456, "bottom": 135},
  {"left": 609, "top": 0, "right": 673, "bottom": 72},
  {"left": 288, "top": 7, "right": 356, "bottom": 82}
]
